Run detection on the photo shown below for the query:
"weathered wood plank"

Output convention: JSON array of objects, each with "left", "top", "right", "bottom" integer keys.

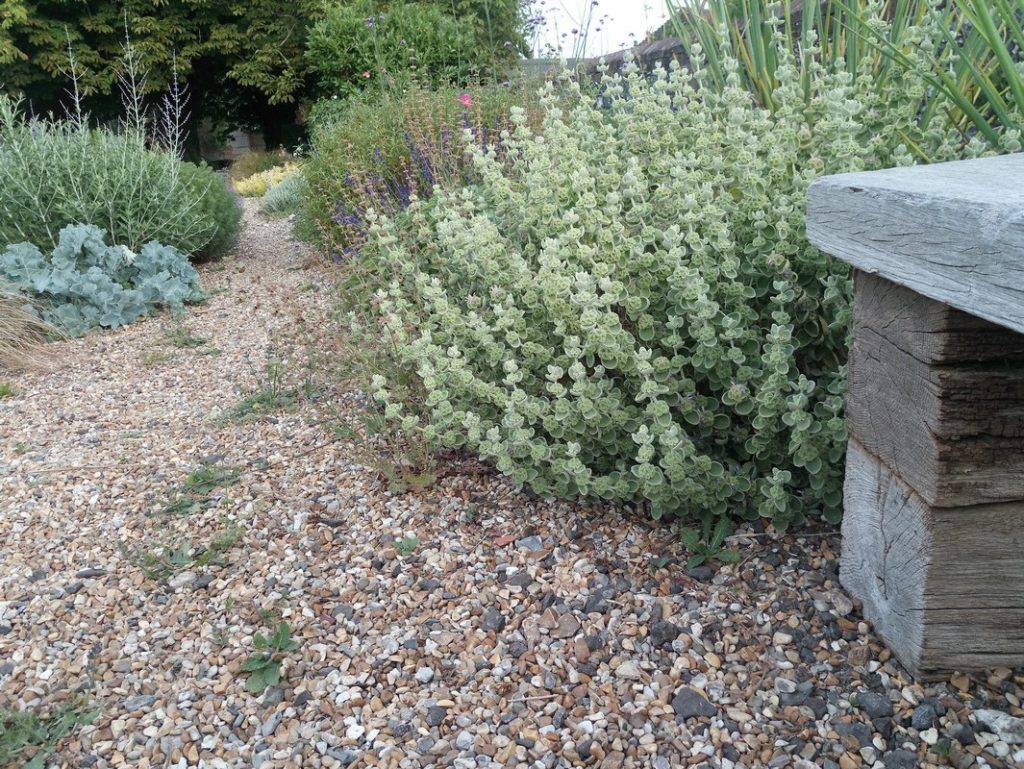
[
  {"left": 807, "top": 153, "right": 1024, "bottom": 336},
  {"left": 853, "top": 271, "right": 1024, "bottom": 365},
  {"left": 842, "top": 440, "right": 1024, "bottom": 678},
  {"left": 847, "top": 317, "right": 1024, "bottom": 507}
]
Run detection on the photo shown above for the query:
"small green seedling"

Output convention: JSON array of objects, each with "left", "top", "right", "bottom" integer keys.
[
  {"left": 242, "top": 621, "right": 300, "bottom": 692},
  {"left": 0, "top": 383, "right": 14, "bottom": 398},
  {"left": 0, "top": 700, "right": 98, "bottom": 769},
  {"left": 162, "top": 463, "right": 240, "bottom": 515},
  {"left": 119, "top": 527, "right": 243, "bottom": 581},
  {"left": 219, "top": 358, "right": 297, "bottom": 423},
  {"left": 395, "top": 536, "right": 420, "bottom": 557},
  {"left": 162, "top": 321, "right": 208, "bottom": 349},
  {"left": 679, "top": 517, "right": 741, "bottom": 568}
]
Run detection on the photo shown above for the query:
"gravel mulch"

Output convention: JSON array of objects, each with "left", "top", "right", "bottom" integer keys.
[{"left": 1, "top": 202, "right": 1023, "bottom": 769}]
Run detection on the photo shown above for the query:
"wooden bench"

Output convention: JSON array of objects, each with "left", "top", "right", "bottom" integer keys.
[{"left": 807, "top": 153, "right": 1024, "bottom": 679}]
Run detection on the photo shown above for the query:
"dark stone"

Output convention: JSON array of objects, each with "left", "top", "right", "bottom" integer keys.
[
  {"left": 835, "top": 722, "right": 874, "bottom": 748},
  {"left": 28, "top": 568, "right": 48, "bottom": 583},
  {"left": 262, "top": 687, "right": 285, "bottom": 709},
  {"left": 516, "top": 535, "right": 544, "bottom": 552},
  {"left": 649, "top": 621, "right": 680, "bottom": 649},
  {"left": 402, "top": 637, "right": 418, "bottom": 650},
  {"left": 425, "top": 706, "right": 447, "bottom": 727},
  {"left": 949, "top": 724, "right": 975, "bottom": 745},
  {"left": 65, "top": 581, "right": 84, "bottom": 595},
  {"left": 506, "top": 572, "right": 532, "bottom": 588},
  {"left": 585, "top": 634, "right": 605, "bottom": 652},
  {"left": 911, "top": 703, "right": 938, "bottom": 731},
  {"left": 483, "top": 607, "right": 506, "bottom": 633},
  {"left": 327, "top": 748, "right": 359, "bottom": 765},
  {"left": 294, "top": 691, "right": 313, "bottom": 708},
  {"left": 583, "top": 593, "right": 608, "bottom": 614},
  {"left": 333, "top": 605, "right": 355, "bottom": 621},
  {"left": 856, "top": 691, "right": 893, "bottom": 719},
  {"left": 577, "top": 739, "right": 593, "bottom": 760},
  {"left": 391, "top": 721, "right": 413, "bottom": 738},
  {"left": 0, "top": 663, "right": 13, "bottom": 676},
  {"left": 722, "top": 744, "right": 741, "bottom": 762},
  {"left": 75, "top": 568, "right": 107, "bottom": 578},
  {"left": 515, "top": 737, "right": 536, "bottom": 749},
  {"left": 779, "top": 692, "right": 808, "bottom": 708},
  {"left": 805, "top": 697, "right": 828, "bottom": 719},
  {"left": 125, "top": 694, "right": 158, "bottom": 711},
  {"left": 192, "top": 574, "right": 215, "bottom": 590},
  {"left": 882, "top": 750, "right": 917, "bottom": 769},
  {"left": 418, "top": 579, "right": 441, "bottom": 591},
  {"left": 508, "top": 640, "right": 528, "bottom": 658},
  {"left": 552, "top": 707, "right": 567, "bottom": 729},
  {"left": 685, "top": 565, "right": 714, "bottom": 581},
  {"left": 671, "top": 688, "right": 717, "bottom": 720}
]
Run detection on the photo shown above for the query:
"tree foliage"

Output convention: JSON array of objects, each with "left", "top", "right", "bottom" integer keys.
[{"left": 0, "top": 0, "right": 321, "bottom": 128}]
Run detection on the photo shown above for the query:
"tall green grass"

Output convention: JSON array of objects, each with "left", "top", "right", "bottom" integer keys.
[{"left": 664, "top": 0, "right": 1024, "bottom": 155}]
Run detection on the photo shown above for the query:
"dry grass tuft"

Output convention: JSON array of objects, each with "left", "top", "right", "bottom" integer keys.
[{"left": 0, "top": 284, "right": 55, "bottom": 372}]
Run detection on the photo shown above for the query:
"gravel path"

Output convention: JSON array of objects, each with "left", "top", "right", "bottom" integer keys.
[{"left": 2, "top": 202, "right": 1022, "bottom": 769}]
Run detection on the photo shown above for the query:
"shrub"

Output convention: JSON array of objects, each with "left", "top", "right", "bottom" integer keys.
[
  {"left": 0, "top": 224, "right": 204, "bottom": 337},
  {"left": 358, "top": 30, "right": 1022, "bottom": 532},
  {"left": 0, "top": 95, "right": 241, "bottom": 260},
  {"left": 233, "top": 163, "right": 298, "bottom": 198},
  {"left": 180, "top": 162, "right": 242, "bottom": 261},
  {"left": 302, "top": 78, "right": 549, "bottom": 253},
  {"left": 306, "top": 0, "right": 524, "bottom": 99},
  {"left": 229, "top": 150, "right": 292, "bottom": 182},
  {"left": 261, "top": 170, "right": 304, "bottom": 214}
]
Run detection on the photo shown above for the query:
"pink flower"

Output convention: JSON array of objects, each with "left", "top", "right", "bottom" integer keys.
[
  {"left": 458, "top": 93, "right": 474, "bottom": 108},
  {"left": 362, "top": 70, "right": 371, "bottom": 78}
]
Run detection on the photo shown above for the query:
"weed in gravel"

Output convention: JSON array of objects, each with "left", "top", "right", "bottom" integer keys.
[
  {"left": 119, "top": 526, "right": 243, "bottom": 581},
  {"left": 220, "top": 357, "right": 298, "bottom": 423},
  {"left": 139, "top": 350, "right": 177, "bottom": 367},
  {"left": 679, "top": 518, "right": 740, "bottom": 568},
  {"left": 395, "top": 536, "right": 420, "bottom": 557},
  {"left": 162, "top": 321, "right": 208, "bottom": 349},
  {"left": 241, "top": 621, "right": 300, "bottom": 693},
  {"left": 12, "top": 442, "right": 27, "bottom": 455},
  {"left": 0, "top": 699, "right": 97, "bottom": 769},
  {"left": 161, "top": 463, "right": 240, "bottom": 515},
  {"left": 0, "top": 383, "right": 13, "bottom": 398}
]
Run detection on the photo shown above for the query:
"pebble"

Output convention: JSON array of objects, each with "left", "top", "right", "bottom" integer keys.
[
  {"left": 415, "top": 667, "right": 435, "bottom": 684},
  {"left": 671, "top": 688, "right": 717, "bottom": 720}
]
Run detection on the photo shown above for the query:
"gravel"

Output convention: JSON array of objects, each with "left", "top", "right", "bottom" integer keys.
[{"left": 2, "top": 202, "right": 1023, "bottom": 768}]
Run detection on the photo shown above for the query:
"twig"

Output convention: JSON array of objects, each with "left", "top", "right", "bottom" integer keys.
[
  {"left": 29, "top": 465, "right": 119, "bottom": 475},
  {"left": 509, "top": 693, "right": 561, "bottom": 703}
]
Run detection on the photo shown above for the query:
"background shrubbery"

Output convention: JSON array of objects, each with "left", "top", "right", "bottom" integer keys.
[{"left": 301, "top": 78, "right": 549, "bottom": 253}]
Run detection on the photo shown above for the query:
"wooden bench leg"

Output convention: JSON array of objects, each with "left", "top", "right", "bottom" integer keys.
[{"left": 841, "top": 272, "right": 1024, "bottom": 678}]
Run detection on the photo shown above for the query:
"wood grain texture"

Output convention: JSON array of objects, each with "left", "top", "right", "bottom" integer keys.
[
  {"left": 853, "top": 271, "right": 1024, "bottom": 365},
  {"left": 807, "top": 154, "right": 1024, "bottom": 336},
  {"left": 842, "top": 440, "right": 1024, "bottom": 678},
  {"left": 847, "top": 313, "right": 1024, "bottom": 507}
]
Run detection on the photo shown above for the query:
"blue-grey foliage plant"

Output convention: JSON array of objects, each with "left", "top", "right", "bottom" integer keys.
[{"left": 0, "top": 224, "right": 204, "bottom": 337}]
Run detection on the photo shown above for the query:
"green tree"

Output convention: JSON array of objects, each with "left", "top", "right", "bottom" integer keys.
[
  {"left": 305, "top": 0, "right": 528, "bottom": 97},
  {"left": 0, "top": 0, "right": 320, "bottom": 139}
]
